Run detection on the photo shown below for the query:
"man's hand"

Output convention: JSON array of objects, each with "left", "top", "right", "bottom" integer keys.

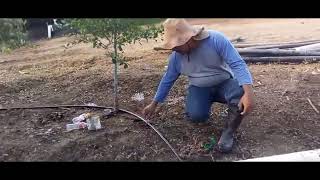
[
  {"left": 238, "top": 85, "right": 254, "bottom": 116},
  {"left": 142, "top": 101, "right": 158, "bottom": 119}
]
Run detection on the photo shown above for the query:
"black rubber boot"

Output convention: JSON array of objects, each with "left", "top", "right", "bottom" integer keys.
[{"left": 217, "top": 105, "right": 244, "bottom": 153}]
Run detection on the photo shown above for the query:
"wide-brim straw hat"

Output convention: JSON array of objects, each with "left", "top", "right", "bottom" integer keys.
[{"left": 156, "top": 19, "right": 210, "bottom": 50}]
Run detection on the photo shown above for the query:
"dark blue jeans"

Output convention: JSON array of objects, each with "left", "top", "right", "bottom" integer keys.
[{"left": 185, "top": 78, "right": 244, "bottom": 123}]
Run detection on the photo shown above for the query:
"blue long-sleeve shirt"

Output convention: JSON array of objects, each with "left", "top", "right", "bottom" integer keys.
[{"left": 154, "top": 30, "right": 253, "bottom": 103}]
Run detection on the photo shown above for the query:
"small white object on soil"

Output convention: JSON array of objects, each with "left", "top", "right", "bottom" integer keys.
[
  {"left": 104, "top": 109, "right": 112, "bottom": 113},
  {"left": 167, "top": 96, "right": 184, "bottom": 105},
  {"left": 131, "top": 93, "right": 144, "bottom": 102},
  {"left": 86, "top": 115, "right": 102, "bottom": 131},
  {"left": 18, "top": 71, "right": 29, "bottom": 74},
  {"left": 45, "top": 128, "right": 53, "bottom": 134}
]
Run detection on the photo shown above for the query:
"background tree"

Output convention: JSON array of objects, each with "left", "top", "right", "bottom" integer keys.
[
  {"left": 0, "top": 18, "right": 26, "bottom": 53},
  {"left": 68, "top": 18, "right": 164, "bottom": 111}
]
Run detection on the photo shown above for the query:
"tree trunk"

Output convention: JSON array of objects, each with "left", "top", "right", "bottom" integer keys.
[
  {"left": 113, "top": 35, "right": 119, "bottom": 111},
  {"left": 243, "top": 56, "right": 320, "bottom": 63},
  {"left": 237, "top": 49, "right": 320, "bottom": 56}
]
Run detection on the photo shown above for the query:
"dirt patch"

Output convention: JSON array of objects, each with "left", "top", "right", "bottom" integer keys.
[{"left": 0, "top": 19, "right": 320, "bottom": 161}]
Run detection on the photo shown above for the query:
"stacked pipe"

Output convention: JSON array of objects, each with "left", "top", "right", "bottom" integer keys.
[
  {"left": 234, "top": 39, "right": 320, "bottom": 63},
  {"left": 154, "top": 38, "right": 320, "bottom": 64}
]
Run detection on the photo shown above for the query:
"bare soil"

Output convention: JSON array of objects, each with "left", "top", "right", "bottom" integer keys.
[{"left": 0, "top": 19, "right": 319, "bottom": 161}]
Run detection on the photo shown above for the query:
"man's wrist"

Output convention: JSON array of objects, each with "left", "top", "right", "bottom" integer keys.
[
  {"left": 151, "top": 100, "right": 159, "bottom": 106},
  {"left": 242, "top": 84, "right": 253, "bottom": 95}
]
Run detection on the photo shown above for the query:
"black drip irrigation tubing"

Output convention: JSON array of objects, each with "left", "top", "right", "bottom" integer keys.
[
  {"left": 120, "top": 109, "right": 182, "bottom": 161},
  {"left": 0, "top": 104, "right": 182, "bottom": 161}
]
